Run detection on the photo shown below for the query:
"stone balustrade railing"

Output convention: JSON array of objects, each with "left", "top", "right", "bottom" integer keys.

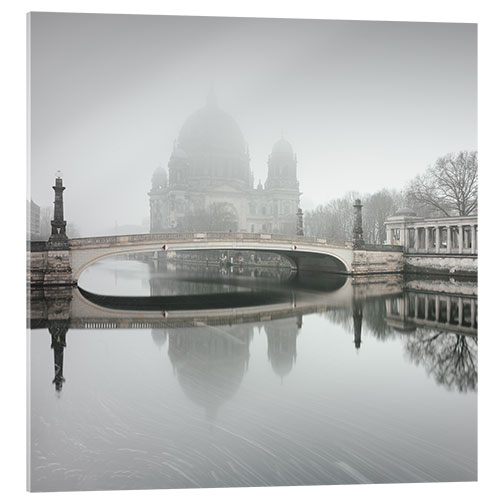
[{"left": 68, "top": 232, "right": 350, "bottom": 249}]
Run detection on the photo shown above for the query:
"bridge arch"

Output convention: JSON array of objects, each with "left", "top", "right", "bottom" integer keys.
[{"left": 69, "top": 233, "right": 353, "bottom": 283}]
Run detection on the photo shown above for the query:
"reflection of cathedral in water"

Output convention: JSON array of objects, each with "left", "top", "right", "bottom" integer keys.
[
  {"left": 163, "top": 325, "right": 253, "bottom": 421},
  {"left": 264, "top": 316, "right": 302, "bottom": 380}
]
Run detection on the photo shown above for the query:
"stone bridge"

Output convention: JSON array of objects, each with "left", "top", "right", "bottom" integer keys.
[{"left": 29, "top": 232, "right": 404, "bottom": 286}]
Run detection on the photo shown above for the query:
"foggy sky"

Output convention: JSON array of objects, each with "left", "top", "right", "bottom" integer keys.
[{"left": 29, "top": 13, "right": 477, "bottom": 236}]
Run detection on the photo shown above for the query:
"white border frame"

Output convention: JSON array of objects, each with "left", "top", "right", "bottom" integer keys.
[{"left": 2, "top": 1, "right": 497, "bottom": 499}]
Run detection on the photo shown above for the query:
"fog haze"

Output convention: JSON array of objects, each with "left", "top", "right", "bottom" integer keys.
[{"left": 29, "top": 13, "right": 477, "bottom": 236}]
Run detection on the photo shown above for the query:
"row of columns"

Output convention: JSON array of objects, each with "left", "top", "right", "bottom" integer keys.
[
  {"left": 387, "top": 294, "right": 477, "bottom": 330},
  {"left": 387, "top": 223, "right": 477, "bottom": 254}
]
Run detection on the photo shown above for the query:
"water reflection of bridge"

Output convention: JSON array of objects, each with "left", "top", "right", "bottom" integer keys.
[{"left": 29, "top": 274, "right": 477, "bottom": 401}]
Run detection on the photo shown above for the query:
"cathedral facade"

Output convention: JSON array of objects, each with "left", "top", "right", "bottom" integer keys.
[{"left": 149, "top": 91, "right": 300, "bottom": 234}]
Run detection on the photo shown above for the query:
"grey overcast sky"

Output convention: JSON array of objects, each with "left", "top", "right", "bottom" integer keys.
[{"left": 29, "top": 13, "right": 477, "bottom": 236}]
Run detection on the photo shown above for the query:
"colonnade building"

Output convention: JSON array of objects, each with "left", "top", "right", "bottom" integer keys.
[
  {"left": 385, "top": 209, "right": 478, "bottom": 255},
  {"left": 149, "top": 90, "right": 300, "bottom": 234}
]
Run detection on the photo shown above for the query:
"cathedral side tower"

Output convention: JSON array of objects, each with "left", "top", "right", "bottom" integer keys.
[
  {"left": 264, "top": 138, "right": 301, "bottom": 234},
  {"left": 265, "top": 138, "right": 299, "bottom": 191}
]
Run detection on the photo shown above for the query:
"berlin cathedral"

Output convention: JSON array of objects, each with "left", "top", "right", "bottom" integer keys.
[{"left": 149, "top": 90, "right": 301, "bottom": 234}]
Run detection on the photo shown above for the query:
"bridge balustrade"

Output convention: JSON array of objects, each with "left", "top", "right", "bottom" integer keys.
[{"left": 69, "top": 232, "right": 349, "bottom": 248}]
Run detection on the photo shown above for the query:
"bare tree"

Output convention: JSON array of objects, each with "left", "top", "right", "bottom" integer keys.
[
  {"left": 304, "top": 191, "right": 360, "bottom": 241},
  {"left": 363, "top": 189, "right": 404, "bottom": 244},
  {"left": 305, "top": 189, "right": 404, "bottom": 244},
  {"left": 405, "top": 331, "right": 477, "bottom": 392},
  {"left": 406, "top": 151, "right": 477, "bottom": 217}
]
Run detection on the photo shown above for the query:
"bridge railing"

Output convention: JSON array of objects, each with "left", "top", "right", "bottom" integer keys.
[{"left": 69, "top": 232, "right": 349, "bottom": 248}]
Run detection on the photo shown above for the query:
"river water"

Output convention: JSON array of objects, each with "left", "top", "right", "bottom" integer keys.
[{"left": 28, "top": 258, "right": 477, "bottom": 491}]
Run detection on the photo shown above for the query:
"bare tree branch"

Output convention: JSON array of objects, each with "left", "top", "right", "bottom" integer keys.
[{"left": 406, "top": 151, "right": 477, "bottom": 217}]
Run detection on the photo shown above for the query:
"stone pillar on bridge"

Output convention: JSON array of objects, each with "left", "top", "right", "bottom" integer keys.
[
  {"left": 352, "top": 199, "right": 364, "bottom": 248},
  {"left": 296, "top": 207, "right": 304, "bottom": 236},
  {"left": 48, "top": 173, "right": 69, "bottom": 249},
  {"left": 45, "top": 173, "right": 73, "bottom": 285}
]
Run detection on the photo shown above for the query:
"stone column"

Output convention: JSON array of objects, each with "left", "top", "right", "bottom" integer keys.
[
  {"left": 424, "top": 227, "right": 430, "bottom": 253},
  {"left": 458, "top": 225, "right": 464, "bottom": 254},
  {"left": 48, "top": 173, "right": 69, "bottom": 249},
  {"left": 386, "top": 227, "right": 392, "bottom": 245},
  {"left": 424, "top": 295, "right": 429, "bottom": 319},
  {"left": 446, "top": 226, "right": 452, "bottom": 254},
  {"left": 435, "top": 226, "right": 440, "bottom": 254},
  {"left": 471, "top": 299, "right": 476, "bottom": 328},
  {"left": 403, "top": 227, "right": 410, "bottom": 251},
  {"left": 414, "top": 227, "right": 420, "bottom": 251},
  {"left": 385, "top": 298, "right": 392, "bottom": 315},
  {"left": 352, "top": 199, "right": 364, "bottom": 248},
  {"left": 471, "top": 225, "right": 477, "bottom": 253},
  {"left": 458, "top": 297, "right": 463, "bottom": 326},
  {"left": 446, "top": 297, "right": 451, "bottom": 323},
  {"left": 45, "top": 174, "right": 72, "bottom": 285},
  {"left": 435, "top": 295, "right": 440, "bottom": 322}
]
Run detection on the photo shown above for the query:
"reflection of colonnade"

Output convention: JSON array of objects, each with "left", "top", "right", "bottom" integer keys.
[{"left": 385, "top": 292, "right": 477, "bottom": 335}]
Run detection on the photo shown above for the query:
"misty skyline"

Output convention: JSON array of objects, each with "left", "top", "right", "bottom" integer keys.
[{"left": 29, "top": 13, "right": 477, "bottom": 236}]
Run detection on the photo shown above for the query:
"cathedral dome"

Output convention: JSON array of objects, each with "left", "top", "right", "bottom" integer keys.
[
  {"left": 177, "top": 99, "right": 246, "bottom": 156},
  {"left": 272, "top": 138, "right": 294, "bottom": 155}
]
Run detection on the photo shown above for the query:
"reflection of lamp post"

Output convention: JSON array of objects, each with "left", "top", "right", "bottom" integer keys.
[
  {"left": 49, "top": 321, "right": 69, "bottom": 393},
  {"left": 352, "top": 300, "right": 363, "bottom": 350}
]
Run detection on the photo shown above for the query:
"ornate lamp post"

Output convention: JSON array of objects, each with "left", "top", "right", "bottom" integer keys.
[
  {"left": 352, "top": 199, "right": 364, "bottom": 248},
  {"left": 296, "top": 207, "right": 304, "bottom": 236},
  {"left": 48, "top": 171, "right": 69, "bottom": 249}
]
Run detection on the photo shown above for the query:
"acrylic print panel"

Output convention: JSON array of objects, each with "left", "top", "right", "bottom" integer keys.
[{"left": 27, "top": 12, "right": 477, "bottom": 492}]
